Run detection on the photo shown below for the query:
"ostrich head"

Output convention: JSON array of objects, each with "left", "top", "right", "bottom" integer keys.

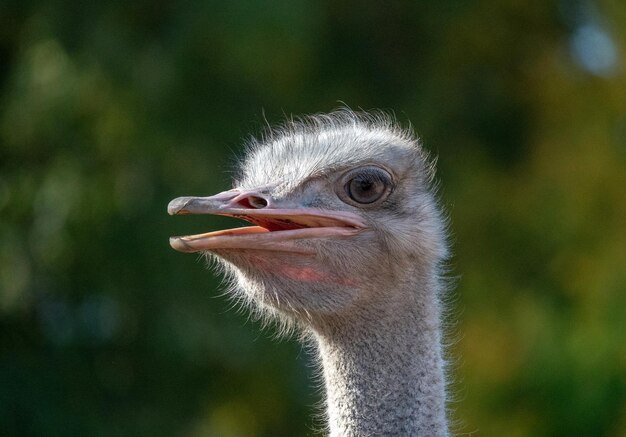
[{"left": 168, "top": 110, "right": 447, "bottom": 331}]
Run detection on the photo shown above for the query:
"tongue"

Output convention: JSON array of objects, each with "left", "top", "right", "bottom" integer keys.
[{"left": 251, "top": 217, "right": 309, "bottom": 232}]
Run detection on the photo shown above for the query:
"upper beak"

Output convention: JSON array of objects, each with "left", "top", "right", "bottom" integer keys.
[
  {"left": 168, "top": 189, "right": 243, "bottom": 215},
  {"left": 167, "top": 189, "right": 366, "bottom": 254}
]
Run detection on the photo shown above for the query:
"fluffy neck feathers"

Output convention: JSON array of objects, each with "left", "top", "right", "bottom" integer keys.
[{"left": 312, "top": 277, "right": 448, "bottom": 436}]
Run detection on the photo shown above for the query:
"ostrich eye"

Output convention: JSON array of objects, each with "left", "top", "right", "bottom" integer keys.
[{"left": 342, "top": 166, "right": 393, "bottom": 205}]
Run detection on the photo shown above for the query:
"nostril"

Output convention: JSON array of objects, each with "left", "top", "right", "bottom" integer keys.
[
  {"left": 237, "top": 195, "right": 268, "bottom": 209},
  {"left": 248, "top": 196, "right": 268, "bottom": 208}
]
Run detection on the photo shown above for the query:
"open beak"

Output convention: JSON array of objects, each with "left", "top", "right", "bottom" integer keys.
[{"left": 168, "top": 189, "right": 366, "bottom": 254}]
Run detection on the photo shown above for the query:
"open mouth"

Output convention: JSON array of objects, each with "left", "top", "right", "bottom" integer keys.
[{"left": 168, "top": 195, "right": 366, "bottom": 254}]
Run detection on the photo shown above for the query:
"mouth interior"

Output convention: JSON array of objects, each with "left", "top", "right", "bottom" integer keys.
[
  {"left": 176, "top": 212, "right": 353, "bottom": 240},
  {"left": 240, "top": 215, "right": 309, "bottom": 232}
]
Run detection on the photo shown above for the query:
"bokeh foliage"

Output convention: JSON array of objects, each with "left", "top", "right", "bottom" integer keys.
[{"left": 1, "top": 1, "right": 625, "bottom": 436}]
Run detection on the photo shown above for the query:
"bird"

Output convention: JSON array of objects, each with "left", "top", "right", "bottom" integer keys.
[{"left": 168, "top": 109, "right": 450, "bottom": 436}]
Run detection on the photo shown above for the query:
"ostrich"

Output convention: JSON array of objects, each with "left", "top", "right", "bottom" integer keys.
[{"left": 168, "top": 110, "right": 450, "bottom": 436}]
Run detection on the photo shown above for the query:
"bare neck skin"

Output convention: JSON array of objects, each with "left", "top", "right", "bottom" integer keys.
[{"left": 312, "top": 277, "right": 448, "bottom": 437}]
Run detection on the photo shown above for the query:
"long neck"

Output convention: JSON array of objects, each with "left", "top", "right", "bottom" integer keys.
[{"left": 313, "top": 277, "right": 448, "bottom": 437}]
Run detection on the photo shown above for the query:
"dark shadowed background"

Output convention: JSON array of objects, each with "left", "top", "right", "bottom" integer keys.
[{"left": 1, "top": 1, "right": 625, "bottom": 436}]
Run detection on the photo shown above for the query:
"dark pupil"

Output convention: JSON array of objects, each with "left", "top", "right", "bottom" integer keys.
[{"left": 348, "top": 174, "right": 385, "bottom": 203}]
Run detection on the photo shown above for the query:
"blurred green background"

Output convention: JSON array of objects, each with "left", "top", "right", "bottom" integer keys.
[{"left": 1, "top": 1, "right": 625, "bottom": 436}]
